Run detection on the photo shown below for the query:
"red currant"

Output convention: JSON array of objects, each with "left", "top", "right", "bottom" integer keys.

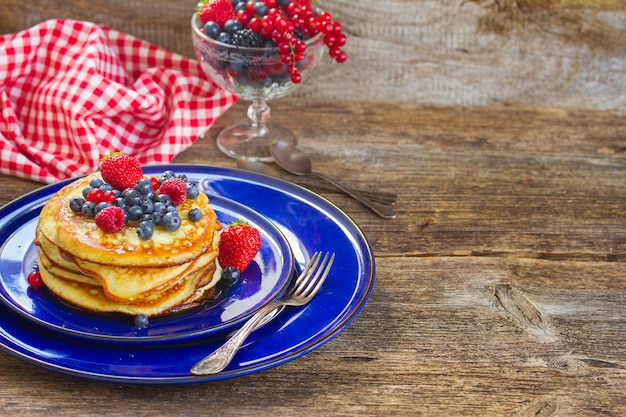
[
  {"left": 334, "top": 50, "right": 348, "bottom": 63},
  {"left": 290, "top": 72, "right": 302, "bottom": 83},
  {"left": 249, "top": 17, "right": 262, "bottom": 33},
  {"left": 285, "top": 2, "right": 300, "bottom": 17},
  {"left": 27, "top": 271, "right": 43, "bottom": 288},
  {"left": 149, "top": 177, "right": 160, "bottom": 192},
  {"left": 103, "top": 190, "right": 117, "bottom": 204},
  {"left": 237, "top": 10, "right": 252, "bottom": 26},
  {"left": 245, "top": 1, "right": 256, "bottom": 14},
  {"left": 86, "top": 188, "right": 104, "bottom": 203}
]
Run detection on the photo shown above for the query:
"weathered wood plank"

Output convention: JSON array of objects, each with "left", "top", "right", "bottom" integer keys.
[
  {"left": 0, "top": 256, "right": 622, "bottom": 416},
  {"left": 0, "top": 99, "right": 624, "bottom": 415},
  {"left": 1, "top": 0, "right": 624, "bottom": 109}
]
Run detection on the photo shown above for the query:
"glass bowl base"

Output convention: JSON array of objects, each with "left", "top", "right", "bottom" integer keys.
[{"left": 216, "top": 123, "right": 298, "bottom": 162}]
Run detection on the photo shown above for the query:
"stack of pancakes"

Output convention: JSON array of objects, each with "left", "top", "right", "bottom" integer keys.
[{"left": 35, "top": 173, "right": 222, "bottom": 317}]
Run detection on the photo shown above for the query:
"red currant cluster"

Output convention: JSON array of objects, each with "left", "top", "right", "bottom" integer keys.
[{"left": 199, "top": 0, "right": 348, "bottom": 84}]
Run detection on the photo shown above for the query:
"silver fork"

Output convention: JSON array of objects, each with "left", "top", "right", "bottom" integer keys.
[{"left": 190, "top": 252, "right": 335, "bottom": 375}]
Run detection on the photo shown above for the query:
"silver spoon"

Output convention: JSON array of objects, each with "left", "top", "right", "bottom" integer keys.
[
  {"left": 236, "top": 159, "right": 397, "bottom": 205},
  {"left": 270, "top": 142, "right": 396, "bottom": 219}
]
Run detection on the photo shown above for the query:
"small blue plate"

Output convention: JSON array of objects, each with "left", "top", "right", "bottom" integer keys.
[
  {"left": 0, "top": 165, "right": 375, "bottom": 383},
  {"left": 0, "top": 191, "right": 294, "bottom": 343}
]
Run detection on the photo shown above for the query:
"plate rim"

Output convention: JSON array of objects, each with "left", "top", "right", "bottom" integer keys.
[
  {"left": 0, "top": 189, "right": 295, "bottom": 343},
  {"left": 0, "top": 164, "right": 376, "bottom": 383}
]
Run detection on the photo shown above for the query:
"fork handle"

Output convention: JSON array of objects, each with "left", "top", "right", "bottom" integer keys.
[{"left": 190, "top": 302, "right": 285, "bottom": 375}]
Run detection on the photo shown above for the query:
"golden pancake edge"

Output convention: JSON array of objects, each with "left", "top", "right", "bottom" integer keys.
[{"left": 34, "top": 172, "right": 223, "bottom": 317}]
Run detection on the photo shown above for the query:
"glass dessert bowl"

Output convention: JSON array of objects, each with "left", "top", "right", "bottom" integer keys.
[{"left": 191, "top": 13, "right": 326, "bottom": 161}]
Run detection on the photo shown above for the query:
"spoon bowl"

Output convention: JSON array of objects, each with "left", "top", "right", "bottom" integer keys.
[
  {"left": 236, "top": 159, "right": 397, "bottom": 205},
  {"left": 270, "top": 142, "right": 396, "bottom": 218}
]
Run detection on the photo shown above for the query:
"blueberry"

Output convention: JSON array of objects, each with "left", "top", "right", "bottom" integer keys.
[
  {"left": 153, "top": 201, "right": 167, "bottom": 215},
  {"left": 234, "top": 1, "right": 247, "bottom": 12},
  {"left": 127, "top": 205, "right": 144, "bottom": 221},
  {"left": 69, "top": 197, "right": 84, "bottom": 213},
  {"left": 277, "top": 0, "right": 290, "bottom": 6},
  {"left": 186, "top": 183, "right": 199, "bottom": 200},
  {"left": 82, "top": 186, "right": 93, "bottom": 198},
  {"left": 140, "top": 213, "right": 155, "bottom": 224},
  {"left": 160, "top": 170, "right": 176, "bottom": 183},
  {"left": 145, "top": 190, "right": 156, "bottom": 201},
  {"left": 155, "top": 194, "right": 171, "bottom": 206},
  {"left": 203, "top": 21, "right": 220, "bottom": 40},
  {"left": 162, "top": 212, "right": 181, "bottom": 231},
  {"left": 94, "top": 202, "right": 112, "bottom": 215},
  {"left": 188, "top": 208, "right": 203, "bottom": 222},
  {"left": 224, "top": 19, "right": 243, "bottom": 35},
  {"left": 123, "top": 189, "right": 141, "bottom": 206},
  {"left": 134, "top": 314, "right": 149, "bottom": 329},
  {"left": 114, "top": 197, "right": 127, "bottom": 210},
  {"left": 217, "top": 32, "right": 231, "bottom": 44},
  {"left": 81, "top": 201, "right": 96, "bottom": 218},
  {"left": 99, "top": 183, "right": 114, "bottom": 193},
  {"left": 89, "top": 178, "right": 104, "bottom": 188},
  {"left": 165, "top": 205, "right": 178, "bottom": 214},
  {"left": 222, "top": 266, "right": 241, "bottom": 287},
  {"left": 176, "top": 173, "right": 188, "bottom": 182},
  {"left": 137, "top": 221, "right": 154, "bottom": 240},
  {"left": 140, "top": 198, "right": 154, "bottom": 214},
  {"left": 253, "top": 1, "right": 268, "bottom": 16},
  {"left": 229, "top": 60, "right": 244, "bottom": 74},
  {"left": 134, "top": 178, "right": 153, "bottom": 195}
]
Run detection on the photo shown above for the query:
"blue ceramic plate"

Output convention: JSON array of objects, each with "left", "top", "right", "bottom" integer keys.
[
  {"left": 0, "top": 190, "right": 294, "bottom": 343},
  {"left": 0, "top": 165, "right": 375, "bottom": 384}
]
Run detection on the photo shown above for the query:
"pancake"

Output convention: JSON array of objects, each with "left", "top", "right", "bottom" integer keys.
[
  {"left": 34, "top": 172, "right": 223, "bottom": 317},
  {"left": 37, "top": 174, "right": 219, "bottom": 267},
  {"left": 38, "top": 255, "right": 222, "bottom": 316},
  {"left": 36, "top": 227, "right": 220, "bottom": 302}
]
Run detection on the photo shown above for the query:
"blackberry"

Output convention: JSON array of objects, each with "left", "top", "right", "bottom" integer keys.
[{"left": 231, "top": 29, "right": 265, "bottom": 48}]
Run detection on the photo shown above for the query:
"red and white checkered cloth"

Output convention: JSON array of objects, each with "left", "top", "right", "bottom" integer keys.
[{"left": 0, "top": 19, "right": 237, "bottom": 184}]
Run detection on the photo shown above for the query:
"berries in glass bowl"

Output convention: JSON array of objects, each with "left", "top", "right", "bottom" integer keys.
[{"left": 191, "top": 0, "right": 347, "bottom": 161}]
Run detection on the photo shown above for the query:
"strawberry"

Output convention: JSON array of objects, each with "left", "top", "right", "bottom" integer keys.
[
  {"left": 197, "top": 0, "right": 236, "bottom": 28},
  {"left": 95, "top": 206, "right": 126, "bottom": 233},
  {"left": 218, "top": 221, "right": 261, "bottom": 273},
  {"left": 100, "top": 152, "right": 143, "bottom": 191},
  {"left": 159, "top": 177, "right": 187, "bottom": 206}
]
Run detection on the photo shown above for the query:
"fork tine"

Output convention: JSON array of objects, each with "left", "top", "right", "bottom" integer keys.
[
  {"left": 292, "top": 251, "right": 322, "bottom": 289},
  {"left": 301, "top": 253, "right": 334, "bottom": 299}
]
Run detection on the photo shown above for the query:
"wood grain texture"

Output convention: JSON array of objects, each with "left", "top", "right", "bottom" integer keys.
[
  {"left": 0, "top": 99, "right": 623, "bottom": 415},
  {"left": 1, "top": 0, "right": 624, "bottom": 109}
]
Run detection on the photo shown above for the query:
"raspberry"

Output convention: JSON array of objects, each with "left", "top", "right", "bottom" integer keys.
[
  {"left": 95, "top": 206, "right": 126, "bottom": 233},
  {"left": 197, "top": 0, "right": 236, "bottom": 28},
  {"left": 159, "top": 178, "right": 187, "bottom": 206}
]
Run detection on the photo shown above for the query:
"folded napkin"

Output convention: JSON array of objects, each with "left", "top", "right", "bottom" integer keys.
[{"left": 0, "top": 19, "right": 237, "bottom": 184}]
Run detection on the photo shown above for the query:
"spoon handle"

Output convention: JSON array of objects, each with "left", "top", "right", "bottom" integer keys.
[{"left": 312, "top": 172, "right": 397, "bottom": 218}]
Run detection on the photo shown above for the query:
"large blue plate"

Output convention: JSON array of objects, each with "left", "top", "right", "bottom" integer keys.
[
  {"left": 0, "top": 165, "right": 375, "bottom": 384},
  {"left": 0, "top": 192, "right": 294, "bottom": 343}
]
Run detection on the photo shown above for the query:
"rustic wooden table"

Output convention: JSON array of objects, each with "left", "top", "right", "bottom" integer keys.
[{"left": 0, "top": 99, "right": 624, "bottom": 415}]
